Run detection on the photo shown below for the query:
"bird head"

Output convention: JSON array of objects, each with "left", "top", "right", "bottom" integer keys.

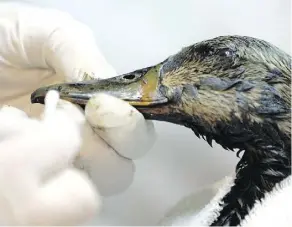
[{"left": 31, "top": 36, "right": 291, "bottom": 152}]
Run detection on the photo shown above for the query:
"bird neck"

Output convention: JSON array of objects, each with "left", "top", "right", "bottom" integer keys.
[
  {"left": 182, "top": 115, "right": 291, "bottom": 226},
  {"left": 210, "top": 132, "right": 291, "bottom": 225}
]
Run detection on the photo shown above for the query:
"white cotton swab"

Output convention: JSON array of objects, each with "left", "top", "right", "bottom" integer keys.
[{"left": 43, "top": 90, "right": 60, "bottom": 119}]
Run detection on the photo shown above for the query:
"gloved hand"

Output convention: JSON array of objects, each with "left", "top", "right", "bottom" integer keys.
[
  {"left": 0, "top": 90, "right": 100, "bottom": 225},
  {"left": 0, "top": 2, "right": 156, "bottom": 224}
]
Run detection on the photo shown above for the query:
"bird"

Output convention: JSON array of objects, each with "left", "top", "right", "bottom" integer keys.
[{"left": 31, "top": 35, "right": 291, "bottom": 226}]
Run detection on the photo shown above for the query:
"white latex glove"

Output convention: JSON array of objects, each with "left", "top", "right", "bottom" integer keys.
[
  {"left": 0, "top": 2, "right": 156, "bottom": 199},
  {"left": 0, "top": 90, "right": 100, "bottom": 225}
]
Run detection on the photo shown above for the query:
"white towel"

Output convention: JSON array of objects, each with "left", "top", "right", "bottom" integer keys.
[{"left": 160, "top": 175, "right": 292, "bottom": 226}]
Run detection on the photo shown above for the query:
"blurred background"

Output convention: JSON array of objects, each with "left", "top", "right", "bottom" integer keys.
[{"left": 5, "top": 0, "right": 291, "bottom": 225}]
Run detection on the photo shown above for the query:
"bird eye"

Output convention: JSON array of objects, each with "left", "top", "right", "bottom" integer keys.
[
  {"left": 224, "top": 50, "right": 232, "bottom": 57},
  {"left": 123, "top": 74, "right": 136, "bottom": 80},
  {"left": 218, "top": 48, "right": 235, "bottom": 57}
]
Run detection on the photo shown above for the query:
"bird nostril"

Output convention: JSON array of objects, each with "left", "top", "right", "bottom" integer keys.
[{"left": 123, "top": 74, "right": 136, "bottom": 80}]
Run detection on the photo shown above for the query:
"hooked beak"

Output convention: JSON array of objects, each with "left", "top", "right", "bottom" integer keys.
[{"left": 31, "top": 65, "right": 169, "bottom": 111}]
